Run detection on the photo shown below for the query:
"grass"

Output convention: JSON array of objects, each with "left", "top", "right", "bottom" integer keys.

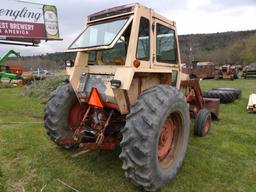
[
  {"left": 22, "top": 75, "right": 67, "bottom": 104},
  {"left": 0, "top": 79, "right": 256, "bottom": 192}
]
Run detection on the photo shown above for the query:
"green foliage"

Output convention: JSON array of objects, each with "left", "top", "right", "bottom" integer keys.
[
  {"left": 241, "top": 34, "right": 256, "bottom": 64},
  {"left": 0, "top": 79, "right": 256, "bottom": 192},
  {"left": 23, "top": 75, "right": 67, "bottom": 103},
  {"left": 228, "top": 40, "right": 245, "bottom": 64},
  {"left": 227, "top": 34, "right": 256, "bottom": 65},
  {"left": 179, "top": 30, "right": 256, "bottom": 65}
]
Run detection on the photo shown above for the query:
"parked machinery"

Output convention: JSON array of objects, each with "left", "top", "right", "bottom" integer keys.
[
  {"left": 0, "top": 50, "right": 24, "bottom": 85},
  {"left": 44, "top": 4, "right": 219, "bottom": 191},
  {"left": 182, "top": 61, "right": 215, "bottom": 79},
  {"left": 215, "top": 64, "right": 238, "bottom": 80},
  {"left": 243, "top": 63, "right": 256, "bottom": 79}
]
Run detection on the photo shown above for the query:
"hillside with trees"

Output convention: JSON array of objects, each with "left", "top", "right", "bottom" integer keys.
[
  {"left": 5, "top": 30, "right": 256, "bottom": 70},
  {"left": 179, "top": 30, "right": 256, "bottom": 66}
]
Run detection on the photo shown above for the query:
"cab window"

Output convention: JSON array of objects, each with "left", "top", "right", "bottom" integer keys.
[
  {"left": 102, "top": 36, "right": 127, "bottom": 65},
  {"left": 156, "top": 23, "right": 177, "bottom": 63},
  {"left": 136, "top": 17, "right": 150, "bottom": 60}
]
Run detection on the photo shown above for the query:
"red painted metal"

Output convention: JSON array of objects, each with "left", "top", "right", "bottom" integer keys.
[
  {"left": 180, "top": 79, "right": 219, "bottom": 120},
  {"left": 203, "top": 98, "right": 220, "bottom": 120},
  {"left": 182, "top": 62, "right": 215, "bottom": 79},
  {"left": 158, "top": 118, "right": 174, "bottom": 161},
  {"left": 215, "top": 64, "right": 236, "bottom": 80},
  {"left": 180, "top": 79, "right": 203, "bottom": 118},
  {"left": 8, "top": 65, "right": 24, "bottom": 75},
  {"left": 80, "top": 137, "right": 119, "bottom": 151},
  {"left": 57, "top": 137, "right": 77, "bottom": 145},
  {"left": 204, "top": 116, "right": 211, "bottom": 133},
  {"left": 68, "top": 102, "right": 86, "bottom": 130}
]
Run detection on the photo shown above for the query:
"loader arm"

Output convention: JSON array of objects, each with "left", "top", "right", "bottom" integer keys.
[{"left": 0, "top": 50, "right": 20, "bottom": 66}]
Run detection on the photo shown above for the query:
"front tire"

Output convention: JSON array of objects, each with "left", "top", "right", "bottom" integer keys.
[
  {"left": 194, "top": 109, "right": 211, "bottom": 137},
  {"left": 119, "top": 85, "right": 190, "bottom": 191}
]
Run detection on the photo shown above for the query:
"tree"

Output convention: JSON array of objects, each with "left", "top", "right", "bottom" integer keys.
[{"left": 241, "top": 34, "right": 256, "bottom": 64}]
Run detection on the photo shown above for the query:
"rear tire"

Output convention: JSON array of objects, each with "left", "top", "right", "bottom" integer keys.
[
  {"left": 194, "top": 109, "right": 211, "bottom": 137},
  {"left": 203, "top": 90, "right": 236, "bottom": 104},
  {"left": 119, "top": 85, "right": 190, "bottom": 191},
  {"left": 44, "top": 83, "right": 86, "bottom": 149},
  {"left": 212, "top": 88, "right": 241, "bottom": 99}
]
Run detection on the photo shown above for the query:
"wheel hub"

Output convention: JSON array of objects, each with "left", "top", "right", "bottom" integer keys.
[
  {"left": 68, "top": 102, "right": 86, "bottom": 130},
  {"left": 158, "top": 118, "right": 175, "bottom": 161},
  {"left": 203, "top": 116, "right": 211, "bottom": 134}
]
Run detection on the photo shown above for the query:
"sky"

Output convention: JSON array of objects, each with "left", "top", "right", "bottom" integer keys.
[{"left": 0, "top": 0, "right": 256, "bottom": 56}]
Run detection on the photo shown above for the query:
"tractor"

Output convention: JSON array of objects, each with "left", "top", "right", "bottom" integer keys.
[
  {"left": 214, "top": 64, "right": 238, "bottom": 80},
  {"left": 44, "top": 3, "right": 219, "bottom": 191}
]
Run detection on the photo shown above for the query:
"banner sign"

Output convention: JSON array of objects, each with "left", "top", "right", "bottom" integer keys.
[{"left": 0, "top": 0, "right": 60, "bottom": 41}]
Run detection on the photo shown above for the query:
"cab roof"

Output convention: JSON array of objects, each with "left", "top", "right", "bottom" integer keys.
[{"left": 87, "top": 3, "right": 175, "bottom": 26}]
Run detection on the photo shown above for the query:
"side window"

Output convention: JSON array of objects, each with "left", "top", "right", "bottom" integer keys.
[
  {"left": 156, "top": 23, "right": 177, "bottom": 63},
  {"left": 136, "top": 17, "right": 150, "bottom": 60}
]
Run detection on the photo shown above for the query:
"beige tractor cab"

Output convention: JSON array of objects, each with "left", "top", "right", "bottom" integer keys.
[
  {"left": 65, "top": 3, "right": 181, "bottom": 114},
  {"left": 45, "top": 3, "right": 219, "bottom": 191}
]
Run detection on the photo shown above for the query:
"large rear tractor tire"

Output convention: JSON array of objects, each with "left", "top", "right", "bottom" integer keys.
[
  {"left": 212, "top": 87, "right": 241, "bottom": 99},
  {"left": 203, "top": 90, "right": 236, "bottom": 104},
  {"left": 194, "top": 109, "right": 211, "bottom": 137},
  {"left": 119, "top": 85, "right": 190, "bottom": 191},
  {"left": 44, "top": 83, "right": 86, "bottom": 149}
]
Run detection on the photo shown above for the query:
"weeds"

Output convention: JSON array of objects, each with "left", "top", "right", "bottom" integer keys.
[{"left": 23, "top": 75, "right": 67, "bottom": 103}]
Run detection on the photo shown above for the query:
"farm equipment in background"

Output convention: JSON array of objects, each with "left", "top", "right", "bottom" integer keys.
[
  {"left": 44, "top": 4, "right": 220, "bottom": 191},
  {"left": 243, "top": 63, "right": 256, "bottom": 79},
  {"left": 214, "top": 64, "right": 238, "bottom": 80},
  {"left": 182, "top": 61, "right": 215, "bottom": 79},
  {"left": 0, "top": 50, "right": 24, "bottom": 85},
  {"left": 0, "top": 50, "right": 50, "bottom": 85}
]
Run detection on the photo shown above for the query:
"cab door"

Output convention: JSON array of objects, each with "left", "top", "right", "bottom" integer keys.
[
  {"left": 151, "top": 17, "right": 181, "bottom": 87},
  {"left": 152, "top": 18, "right": 180, "bottom": 68}
]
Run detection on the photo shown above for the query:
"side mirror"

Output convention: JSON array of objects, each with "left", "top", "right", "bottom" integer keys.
[{"left": 65, "top": 60, "right": 74, "bottom": 67}]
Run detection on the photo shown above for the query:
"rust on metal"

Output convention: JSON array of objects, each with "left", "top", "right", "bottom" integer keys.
[
  {"left": 158, "top": 118, "right": 174, "bottom": 161},
  {"left": 203, "top": 98, "right": 220, "bottom": 120},
  {"left": 215, "top": 64, "right": 237, "bottom": 80},
  {"left": 203, "top": 116, "right": 211, "bottom": 133},
  {"left": 68, "top": 102, "right": 87, "bottom": 130},
  {"left": 180, "top": 79, "right": 219, "bottom": 120},
  {"left": 72, "top": 137, "right": 119, "bottom": 157},
  {"left": 96, "top": 110, "right": 114, "bottom": 145},
  {"left": 182, "top": 62, "right": 215, "bottom": 79}
]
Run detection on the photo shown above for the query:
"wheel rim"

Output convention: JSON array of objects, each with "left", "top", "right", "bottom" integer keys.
[
  {"left": 203, "top": 116, "right": 211, "bottom": 134},
  {"left": 68, "top": 101, "right": 86, "bottom": 130},
  {"left": 158, "top": 112, "right": 182, "bottom": 168}
]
